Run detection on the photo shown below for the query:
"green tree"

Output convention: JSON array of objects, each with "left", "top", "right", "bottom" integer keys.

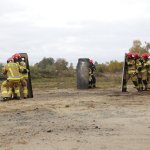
[
  {"left": 36, "top": 57, "right": 55, "bottom": 70},
  {"left": 55, "top": 58, "right": 68, "bottom": 70}
]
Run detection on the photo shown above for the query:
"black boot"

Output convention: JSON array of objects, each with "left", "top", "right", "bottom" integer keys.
[
  {"left": 122, "top": 88, "right": 127, "bottom": 92},
  {"left": 143, "top": 80, "right": 148, "bottom": 91},
  {"left": 132, "top": 81, "right": 139, "bottom": 91},
  {"left": 16, "top": 97, "right": 21, "bottom": 100},
  {"left": 138, "top": 78, "right": 143, "bottom": 91},
  {"left": 2, "top": 97, "right": 10, "bottom": 101}
]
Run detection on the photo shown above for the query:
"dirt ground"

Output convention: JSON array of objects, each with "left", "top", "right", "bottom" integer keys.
[{"left": 0, "top": 87, "right": 150, "bottom": 150}]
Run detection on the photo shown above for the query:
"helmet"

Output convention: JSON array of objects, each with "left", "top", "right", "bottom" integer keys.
[
  {"left": 89, "top": 59, "right": 93, "bottom": 64},
  {"left": 12, "top": 53, "right": 21, "bottom": 61},
  {"left": 142, "top": 53, "right": 149, "bottom": 60},
  {"left": 7, "top": 57, "right": 13, "bottom": 63},
  {"left": 133, "top": 53, "right": 139, "bottom": 59},
  {"left": 127, "top": 53, "right": 133, "bottom": 58}
]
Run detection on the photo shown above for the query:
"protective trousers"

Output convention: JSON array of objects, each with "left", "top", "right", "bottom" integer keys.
[
  {"left": 123, "top": 72, "right": 139, "bottom": 91},
  {"left": 20, "top": 78, "right": 28, "bottom": 98},
  {"left": 1, "top": 80, "right": 20, "bottom": 99},
  {"left": 137, "top": 72, "right": 143, "bottom": 91},
  {"left": 7, "top": 80, "right": 21, "bottom": 98},
  {"left": 141, "top": 71, "right": 148, "bottom": 90},
  {"left": 89, "top": 67, "right": 96, "bottom": 88},
  {"left": 1, "top": 80, "right": 10, "bottom": 98}
]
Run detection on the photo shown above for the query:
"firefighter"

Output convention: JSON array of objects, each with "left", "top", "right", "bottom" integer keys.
[
  {"left": 124, "top": 53, "right": 139, "bottom": 91},
  {"left": 133, "top": 53, "right": 143, "bottom": 91},
  {"left": 89, "top": 59, "right": 96, "bottom": 88},
  {"left": 140, "top": 53, "right": 149, "bottom": 91},
  {"left": 147, "top": 60, "right": 150, "bottom": 89},
  {"left": 1, "top": 58, "right": 13, "bottom": 100},
  {"left": 12, "top": 53, "right": 29, "bottom": 98},
  {"left": 1, "top": 57, "right": 21, "bottom": 100}
]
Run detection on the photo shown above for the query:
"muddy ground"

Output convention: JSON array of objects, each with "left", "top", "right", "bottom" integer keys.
[{"left": 0, "top": 87, "right": 150, "bottom": 150}]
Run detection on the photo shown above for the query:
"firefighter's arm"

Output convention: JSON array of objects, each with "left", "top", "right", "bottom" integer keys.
[
  {"left": 144, "top": 62, "right": 149, "bottom": 69},
  {"left": 17, "top": 64, "right": 27, "bottom": 74},
  {"left": 2, "top": 66, "right": 7, "bottom": 75},
  {"left": 93, "top": 65, "right": 96, "bottom": 71},
  {"left": 136, "top": 61, "right": 142, "bottom": 71},
  {"left": 127, "top": 62, "right": 133, "bottom": 66},
  {"left": 20, "top": 62, "right": 29, "bottom": 73},
  {"left": 22, "top": 68, "right": 29, "bottom": 74},
  {"left": 89, "top": 68, "right": 92, "bottom": 75},
  {"left": 20, "top": 66, "right": 29, "bottom": 74},
  {"left": 137, "top": 67, "right": 142, "bottom": 72}
]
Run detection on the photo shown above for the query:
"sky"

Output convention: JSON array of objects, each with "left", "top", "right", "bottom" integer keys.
[{"left": 0, "top": 0, "right": 150, "bottom": 65}]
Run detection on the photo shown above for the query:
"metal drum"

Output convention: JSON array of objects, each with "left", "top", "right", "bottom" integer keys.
[{"left": 77, "top": 58, "right": 90, "bottom": 89}]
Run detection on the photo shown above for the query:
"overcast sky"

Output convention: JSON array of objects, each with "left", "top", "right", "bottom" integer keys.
[{"left": 0, "top": 0, "right": 150, "bottom": 65}]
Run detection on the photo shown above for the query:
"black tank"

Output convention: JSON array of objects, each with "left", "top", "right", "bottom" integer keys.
[{"left": 77, "top": 58, "right": 90, "bottom": 89}]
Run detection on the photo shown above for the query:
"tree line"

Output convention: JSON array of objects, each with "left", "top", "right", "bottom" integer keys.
[
  {"left": 30, "top": 58, "right": 123, "bottom": 78},
  {"left": 0, "top": 57, "right": 123, "bottom": 79}
]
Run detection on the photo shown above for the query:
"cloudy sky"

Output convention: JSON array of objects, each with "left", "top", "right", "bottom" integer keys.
[{"left": 0, "top": 0, "right": 150, "bottom": 65}]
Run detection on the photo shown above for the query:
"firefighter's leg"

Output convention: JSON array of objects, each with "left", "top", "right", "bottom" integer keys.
[
  {"left": 123, "top": 73, "right": 129, "bottom": 92},
  {"left": 89, "top": 75, "right": 92, "bottom": 88},
  {"left": 147, "top": 73, "right": 150, "bottom": 89},
  {"left": 21, "top": 79, "right": 28, "bottom": 98},
  {"left": 131, "top": 75, "right": 139, "bottom": 91},
  {"left": 137, "top": 73, "right": 143, "bottom": 91},
  {"left": 91, "top": 75, "right": 96, "bottom": 87},
  {"left": 142, "top": 72, "right": 148, "bottom": 91},
  {"left": 7, "top": 81, "right": 14, "bottom": 99},
  {"left": 1, "top": 80, "right": 10, "bottom": 100},
  {"left": 13, "top": 81, "right": 21, "bottom": 99},
  {"left": 138, "top": 78, "right": 143, "bottom": 91}
]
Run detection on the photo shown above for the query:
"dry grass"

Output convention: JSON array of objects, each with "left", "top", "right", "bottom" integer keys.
[{"left": 32, "top": 74, "right": 121, "bottom": 89}]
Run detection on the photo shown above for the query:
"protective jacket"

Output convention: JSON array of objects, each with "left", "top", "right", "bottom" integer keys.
[
  {"left": 3, "top": 62, "right": 21, "bottom": 81},
  {"left": 127, "top": 59, "right": 136, "bottom": 74}
]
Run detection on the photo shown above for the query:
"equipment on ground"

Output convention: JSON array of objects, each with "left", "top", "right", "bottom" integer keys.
[{"left": 77, "top": 58, "right": 90, "bottom": 89}]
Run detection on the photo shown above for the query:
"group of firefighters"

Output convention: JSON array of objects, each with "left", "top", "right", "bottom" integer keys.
[
  {"left": 0, "top": 40, "right": 149, "bottom": 100},
  {"left": 1, "top": 53, "right": 29, "bottom": 101},
  {"left": 123, "top": 52, "right": 150, "bottom": 92}
]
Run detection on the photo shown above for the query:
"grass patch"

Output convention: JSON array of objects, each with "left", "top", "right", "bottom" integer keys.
[
  {"left": 32, "top": 74, "right": 121, "bottom": 89},
  {"left": 0, "top": 74, "right": 121, "bottom": 90},
  {"left": 32, "top": 77, "right": 76, "bottom": 89}
]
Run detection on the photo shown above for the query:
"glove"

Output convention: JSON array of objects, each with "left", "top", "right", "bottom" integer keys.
[
  {"left": 22, "top": 69, "right": 28, "bottom": 74},
  {"left": 128, "top": 64, "right": 133, "bottom": 67},
  {"left": 139, "top": 59, "right": 143, "bottom": 63},
  {"left": 132, "top": 72, "right": 137, "bottom": 76},
  {"left": 145, "top": 65, "right": 149, "bottom": 69},
  {"left": 138, "top": 67, "right": 142, "bottom": 72}
]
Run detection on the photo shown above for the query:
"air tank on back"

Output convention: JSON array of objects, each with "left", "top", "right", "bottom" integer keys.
[{"left": 77, "top": 58, "right": 90, "bottom": 89}]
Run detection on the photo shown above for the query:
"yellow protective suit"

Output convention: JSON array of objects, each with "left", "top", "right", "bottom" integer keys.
[{"left": 1, "top": 62, "right": 21, "bottom": 99}]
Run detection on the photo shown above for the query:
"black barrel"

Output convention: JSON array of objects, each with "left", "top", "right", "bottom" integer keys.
[{"left": 77, "top": 58, "right": 90, "bottom": 89}]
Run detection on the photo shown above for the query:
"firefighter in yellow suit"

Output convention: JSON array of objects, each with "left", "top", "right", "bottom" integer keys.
[
  {"left": 140, "top": 53, "right": 150, "bottom": 91},
  {"left": 1, "top": 58, "right": 21, "bottom": 100},
  {"left": 124, "top": 53, "right": 139, "bottom": 91},
  {"left": 89, "top": 59, "right": 96, "bottom": 88},
  {"left": 12, "top": 53, "right": 29, "bottom": 99},
  {"left": 133, "top": 53, "right": 143, "bottom": 91}
]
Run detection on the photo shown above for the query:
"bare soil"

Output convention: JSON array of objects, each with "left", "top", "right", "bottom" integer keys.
[{"left": 0, "top": 87, "right": 150, "bottom": 150}]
